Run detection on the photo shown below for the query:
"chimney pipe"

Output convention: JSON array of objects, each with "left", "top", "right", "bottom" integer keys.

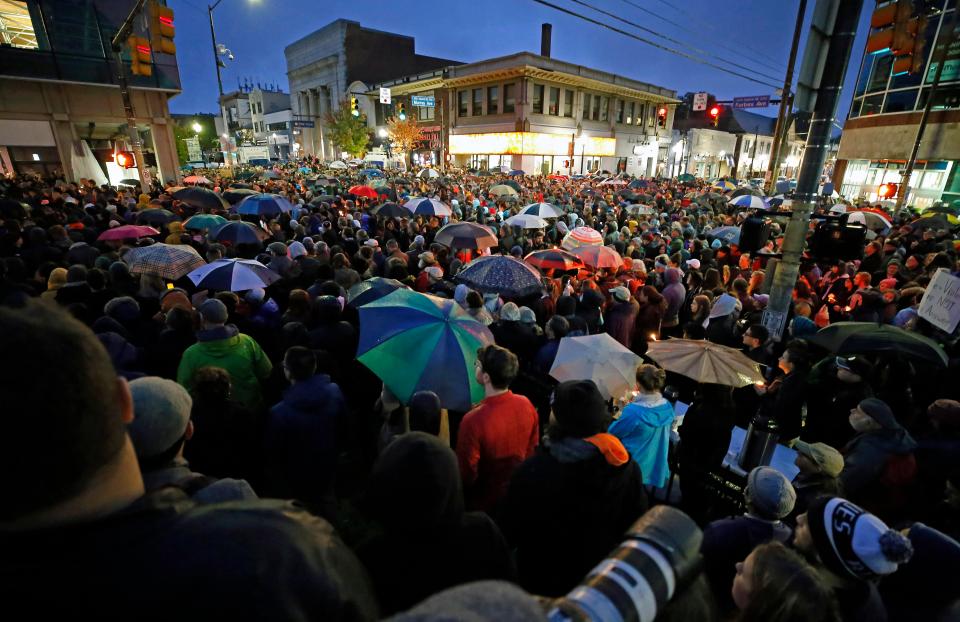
[{"left": 541, "top": 23, "right": 552, "bottom": 58}]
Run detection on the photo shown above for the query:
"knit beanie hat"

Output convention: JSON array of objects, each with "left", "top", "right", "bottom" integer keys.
[
  {"left": 552, "top": 379, "right": 610, "bottom": 438},
  {"left": 745, "top": 466, "right": 797, "bottom": 520},
  {"left": 127, "top": 377, "right": 193, "bottom": 459},
  {"left": 806, "top": 496, "right": 914, "bottom": 581},
  {"left": 857, "top": 397, "right": 899, "bottom": 430}
]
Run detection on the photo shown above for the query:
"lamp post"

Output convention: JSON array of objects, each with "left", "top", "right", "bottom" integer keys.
[
  {"left": 192, "top": 121, "right": 206, "bottom": 166},
  {"left": 208, "top": 0, "right": 241, "bottom": 170}
]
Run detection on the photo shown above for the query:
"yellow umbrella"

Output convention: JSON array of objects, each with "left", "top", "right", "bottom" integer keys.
[{"left": 645, "top": 338, "right": 764, "bottom": 387}]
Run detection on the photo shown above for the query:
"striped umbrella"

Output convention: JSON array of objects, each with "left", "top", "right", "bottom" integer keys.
[
  {"left": 183, "top": 214, "right": 227, "bottom": 230},
  {"left": 561, "top": 226, "right": 603, "bottom": 251},
  {"left": 728, "top": 195, "right": 770, "bottom": 210},
  {"left": 524, "top": 249, "right": 585, "bottom": 272},
  {"left": 455, "top": 255, "right": 543, "bottom": 298},
  {"left": 97, "top": 225, "right": 159, "bottom": 241},
  {"left": 123, "top": 243, "right": 206, "bottom": 280},
  {"left": 847, "top": 210, "right": 892, "bottom": 232},
  {"left": 434, "top": 222, "right": 498, "bottom": 250},
  {"left": 187, "top": 258, "right": 280, "bottom": 292},
  {"left": 505, "top": 213, "right": 549, "bottom": 229},
  {"left": 572, "top": 245, "right": 624, "bottom": 270},
  {"left": 521, "top": 202, "right": 563, "bottom": 218},
  {"left": 404, "top": 197, "right": 452, "bottom": 217},
  {"left": 236, "top": 193, "right": 294, "bottom": 217}
]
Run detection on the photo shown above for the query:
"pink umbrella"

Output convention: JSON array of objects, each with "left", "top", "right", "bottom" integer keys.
[
  {"left": 97, "top": 225, "right": 160, "bottom": 241},
  {"left": 572, "top": 245, "right": 624, "bottom": 270}
]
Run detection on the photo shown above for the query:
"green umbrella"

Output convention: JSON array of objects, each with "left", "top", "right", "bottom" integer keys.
[
  {"left": 677, "top": 173, "right": 696, "bottom": 182},
  {"left": 183, "top": 214, "right": 228, "bottom": 230}
]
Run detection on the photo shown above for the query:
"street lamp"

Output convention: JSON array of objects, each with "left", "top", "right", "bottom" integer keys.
[
  {"left": 208, "top": 0, "right": 256, "bottom": 169},
  {"left": 192, "top": 122, "right": 202, "bottom": 134},
  {"left": 378, "top": 128, "right": 388, "bottom": 138},
  {"left": 192, "top": 121, "right": 206, "bottom": 166}
]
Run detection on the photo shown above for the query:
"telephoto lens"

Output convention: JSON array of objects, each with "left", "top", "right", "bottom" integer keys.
[{"left": 547, "top": 506, "right": 702, "bottom": 622}]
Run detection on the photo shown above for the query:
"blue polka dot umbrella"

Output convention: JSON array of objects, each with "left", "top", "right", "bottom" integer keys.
[{"left": 455, "top": 255, "right": 543, "bottom": 298}]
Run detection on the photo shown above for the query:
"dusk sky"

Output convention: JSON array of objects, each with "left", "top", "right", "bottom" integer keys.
[{"left": 169, "top": 0, "right": 873, "bottom": 123}]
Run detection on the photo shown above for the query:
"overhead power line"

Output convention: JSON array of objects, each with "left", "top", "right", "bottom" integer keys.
[
  {"left": 531, "top": 0, "right": 782, "bottom": 89},
  {"left": 568, "top": 0, "right": 784, "bottom": 84}
]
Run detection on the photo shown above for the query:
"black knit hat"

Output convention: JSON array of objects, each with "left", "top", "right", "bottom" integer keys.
[{"left": 552, "top": 380, "right": 610, "bottom": 438}]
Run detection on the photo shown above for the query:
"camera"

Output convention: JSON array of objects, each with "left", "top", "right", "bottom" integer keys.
[{"left": 548, "top": 506, "right": 703, "bottom": 622}]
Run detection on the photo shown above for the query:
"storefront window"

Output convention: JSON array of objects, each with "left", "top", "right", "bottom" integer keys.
[
  {"left": 549, "top": 87, "right": 560, "bottom": 115},
  {"left": 533, "top": 84, "right": 544, "bottom": 114},
  {"left": 503, "top": 83, "right": 516, "bottom": 113},
  {"left": 564, "top": 89, "right": 574, "bottom": 117},
  {"left": 487, "top": 86, "right": 499, "bottom": 115}
]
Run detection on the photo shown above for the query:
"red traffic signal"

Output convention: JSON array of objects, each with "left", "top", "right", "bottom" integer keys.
[
  {"left": 115, "top": 151, "right": 136, "bottom": 169},
  {"left": 708, "top": 105, "right": 721, "bottom": 127},
  {"left": 877, "top": 182, "right": 898, "bottom": 198},
  {"left": 657, "top": 106, "right": 668, "bottom": 128}
]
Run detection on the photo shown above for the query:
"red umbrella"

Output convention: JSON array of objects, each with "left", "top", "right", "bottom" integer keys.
[
  {"left": 97, "top": 225, "right": 160, "bottom": 241},
  {"left": 348, "top": 185, "right": 378, "bottom": 199},
  {"left": 524, "top": 248, "right": 585, "bottom": 272},
  {"left": 572, "top": 245, "right": 624, "bottom": 270}
]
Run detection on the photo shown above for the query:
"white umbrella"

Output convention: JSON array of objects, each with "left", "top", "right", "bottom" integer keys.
[
  {"left": 505, "top": 213, "right": 549, "bottom": 229},
  {"left": 728, "top": 195, "right": 770, "bottom": 210},
  {"left": 328, "top": 160, "right": 348, "bottom": 170},
  {"left": 624, "top": 204, "right": 655, "bottom": 215},
  {"left": 829, "top": 203, "right": 848, "bottom": 214},
  {"left": 550, "top": 333, "right": 642, "bottom": 400},
  {"left": 419, "top": 168, "right": 440, "bottom": 179},
  {"left": 521, "top": 202, "right": 564, "bottom": 218}
]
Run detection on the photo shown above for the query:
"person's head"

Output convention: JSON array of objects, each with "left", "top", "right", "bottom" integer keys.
[
  {"left": 408, "top": 390, "right": 442, "bottom": 436},
  {"left": 635, "top": 364, "right": 666, "bottom": 394},
  {"left": 744, "top": 466, "right": 796, "bottom": 520},
  {"left": 835, "top": 355, "right": 872, "bottom": 383},
  {"left": 550, "top": 379, "right": 611, "bottom": 439},
  {"left": 732, "top": 541, "right": 840, "bottom": 622},
  {"left": 465, "top": 290, "right": 484, "bottom": 310},
  {"left": 0, "top": 301, "right": 133, "bottom": 524},
  {"left": 545, "top": 314, "right": 569, "bottom": 340},
  {"left": 793, "top": 441, "right": 844, "bottom": 478},
  {"left": 690, "top": 294, "right": 711, "bottom": 317},
  {"left": 499, "top": 301, "right": 521, "bottom": 322},
  {"left": 197, "top": 298, "right": 228, "bottom": 328},
  {"left": 283, "top": 346, "right": 316, "bottom": 383},
  {"left": 849, "top": 397, "right": 898, "bottom": 433},
  {"left": 127, "top": 377, "right": 193, "bottom": 469},
  {"left": 928, "top": 399, "right": 960, "bottom": 438},
  {"left": 742, "top": 324, "right": 768, "bottom": 349},
  {"left": 474, "top": 344, "right": 519, "bottom": 390},
  {"left": 794, "top": 496, "right": 913, "bottom": 582},
  {"left": 189, "top": 366, "right": 232, "bottom": 403},
  {"left": 778, "top": 340, "right": 809, "bottom": 375}
]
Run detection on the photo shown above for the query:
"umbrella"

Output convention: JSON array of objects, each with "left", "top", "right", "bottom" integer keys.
[
  {"left": 434, "top": 222, "right": 498, "bottom": 250},
  {"left": 624, "top": 204, "right": 655, "bottom": 215},
  {"left": 235, "top": 171, "right": 256, "bottom": 180},
  {"left": 97, "top": 225, "right": 159, "bottom": 241},
  {"left": 123, "top": 243, "right": 206, "bottom": 280},
  {"left": 328, "top": 160, "right": 348, "bottom": 169},
  {"left": 187, "top": 258, "right": 280, "bottom": 292},
  {"left": 728, "top": 195, "right": 770, "bottom": 210},
  {"left": 348, "top": 185, "right": 379, "bottom": 199},
  {"left": 548, "top": 174, "right": 568, "bottom": 181},
  {"left": 418, "top": 168, "right": 440, "bottom": 179},
  {"left": 571, "top": 245, "right": 624, "bottom": 270},
  {"left": 357, "top": 289, "right": 495, "bottom": 412},
  {"left": 505, "top": 213, "right": 549, "bottom": 229},
  {"left": 261, "top": 170, "right": 280, "bottom": 180},
  {"left": 910, "top": 213, "right": 959, "bottom": 231},
  {"left": 405, "top": 197, "right": 452, "bottom": 217},
  {"left": 183, "top": 175, "right": 212, "bottom": 185},
  {"left": 561, "top": 226, "right": 603, "bottom": 250},
  {"left": 222, "top": 188, "right": 259, "bottom": 205},
  {"left": 236, "top": 193, "right": 294, "bottom": 217},
  {"left": 229, "top": 182, "right": 254, "bottom": 189},
  {"left": 645, "top": 338, "right": 765, "bottom": 387},
  {"left": 118, "top": 178, "right": 142, "bottom": 187},
  {"left": 677, "top": 173, "right": 696, "bottom": 182},
  {"left": 712, "top": 180, "right": 736, "bottom": 191},
  {"left": 524, "top": 249, "right": 585, "bottom": 272},
  {"left": 521, "top": 202, "right": 563, "bottom": 218},
  {"left": 347, "top": 277, "right": 407, "bottom": 308},
  {"left": 847, "top": 210, "right": 892, "bottom": 231},
  {"left": 172, "top": 187, "right": 228, "bottom": 211},
  {"left": 926, "top": 202, "right": 960, "bottom": 215},
  {"left": 369, "top": 178, "right": 389, "bottom": 189},
  {"left": 629, "top": 179, "right": 653, "bottom": 189},
  {"left": 501, "top": 180, "right": 522, "bottom": 192},
  {"left": 209, "top": 221, "right": 269, "bottom": 244},
  {"left": 370, "top": 202, "right": 408, "bottom": 218},
  {"left": 362, "top": 168, "right": 385, "bottom": 178},
  {"left": 599, "top": 178, "right": 627, "bottom": 186},
  {"left": 455, "top": 255, "right": 543, "bottom": 298},
  {"left": 509, "top": 169, "right": 526, "bottom": 176},
  {"left": 807, "top": 322, "right": 948, "bottom": 367},
  {"left": 731, "top": 187, "right": 763, "bottom": 199},
  {"left": 706, "top": 226, "right": 741, "bottom": 245},
  {"left": 136, "top": 208, "right": 179, "bottom": 226},
  {"left": 550, "top": 333, "right": 642, "bottom": 400},
  {"left": 769, "top": 195, "right": 789, "bottom": 208},
  {"left": 489, "top": 184, "right": 518, "bottom": 197},
  {"left": 183, "top": 214, "right": 228, "bottom": 231}
]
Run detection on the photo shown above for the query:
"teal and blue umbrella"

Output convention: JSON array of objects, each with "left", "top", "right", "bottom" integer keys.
[
  {"left": 187, "top": 258, "right": 280, "bottom": 292},
  {"left": 728, "top": 195, "right": 770, "bottom": 210},
  {"left": 183, "top": 214, "right": 227, "bottom": 230},
  {"left": 361, "top": 168, "right": 384, "bottom": 178},
  {"left": 347, "top": 277, "right": 407, "bottom": 308},
  {"left": 455, "top": 255, "right": 543, "bottom": 297},
  {"left": 357, "top": 290, "right": 494, "bottom": 411},
  {"left": 235, "top": 193, "right": 294, "bottom": 217},
  {"left": 209, "top": 221, "right": 268, "bottom": 244},
  {"left": 707, "top": 226, "right": 741, "bottom": 245}
]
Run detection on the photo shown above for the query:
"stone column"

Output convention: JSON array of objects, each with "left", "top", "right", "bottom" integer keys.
[{"left": 305, "top": 89, "right": 317, "bottom": 157}]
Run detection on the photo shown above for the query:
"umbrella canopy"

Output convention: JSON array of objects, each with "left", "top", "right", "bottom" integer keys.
[
  {"left": 222, "top": 188, "right": 259, "bottom": 205},
  {"left": 548, "top": 174, "right": 569, "bottom": 181},
  {"left": 136, "top": 208, "right": 179, "bottom": 226},
  {"left": 261, "top": 170, "right": 280, "bottom": 180},
  {"left": 418, "top": 168, "right": 440, "bottom": 179},
  {"left": 370, "top": 202, "right": 408, "bottom": 218},
  {"left": 505, "top": 213, "right": 549, "bottom": 229},
  {"left": 362, "top": 168, "right": 385, "bottom": 178},
  {"left": 228, "top": 182, "right": 254, "bottom": 189},
  {"left": 123, "top": 243, "right": 206, "bottom": 280},
  {"left": 711, "top": 180, "right": 736, "bottom": 191},
  {"left": 847, "top": 210, "right": 892, "bottom": 232},
  {"left": 706, "top": 226, "right": 741, "bottom": 245},
  {"left": 561, "top": 226, "right": 604, "bottom": 250},
  {"left": 629, "top": 179, "right": 653, "bottom": 189},
  {"left": 183, "top": 175, "right": 212, "bottom": 185},
  {"left": 183, "top": 214, "right": 228, "bottom": 231},
  {"left": 347, "top": 277, "right": 407, "bottom": 308},
  {"left": 524, "top": 248, "right": 585, "bottom": 272},
  {"left": 97, "top": 225, "right": 159, "bottom": 241},
  {"left": 728, "top": 195, "right": 770, "bottom": 210},
  {"left": 676, "top": 173, "right": 696, "bottom": 182},
  {"left": 910, "top": 213, "right": 959, "bottom": 231},
  {"left": 404, "top": 197, "right": 452, "bottom": 217},
  {"left": 236, "top": 193, "right": 294, "bottom": 217},
  {"left": 807, "top": 322, "right": 948, "bottom": 367},
  {"left": 369, "top": 178, "right": 389, "bottom": 189},
  {"left": 509, "top": 169, "right": 526, "bottom": 176},
  {"left": 521, "top": 202, "right": 563, "bottom": 218},
  {"left": 572, "top": 245, "right": 624, "bottom": 270},
  {"left": 357, "top": 289, "right": 494, "bottom": 412},
  {"left": 455, "top": 255, "right": 543, "bottom": 298},
  {"left": 645, "top": 339, "right": 765, "bottom": 387},
  {"left": 328, "top": 160, "right": 348, "bottom": 169},
  {"left": 550, "top": 333, "right": 642, "bottom": 400},
  {"left": 599, "top": 178, "right": 628, "bottom": 186},
  {"left": 209, "top": 221, "right": 269, "bottom": 244},
  {"left": 118, "top": 178, "right": 142, "bottom": 187},
  {"left": 731, "top": 187, "right": 764, "bottom": 199},
  {"left": 434, "top": 222, "right": 498, "bottom": 250},
  {"left": 500, "top": 180, "right": 522, "bottom": 192},
  {"left": 926, "top": 201, "right": 960, "bottom": 215},
  {"left": 187, "top": 258, "right": 280, "bottom": 292},
  {"left": 624, "top": 204, "right": 655, "bottom": 215},
  {"left": 349, "top": 185, "right": 379, "bottom": 199},
  {"left": 489, "top": 184, "right": 518, "bottom": 197},
  {"left": 172, "top": 187, "right": 228, "bottom": 211}
]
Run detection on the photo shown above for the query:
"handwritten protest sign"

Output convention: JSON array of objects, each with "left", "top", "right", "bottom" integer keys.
[{"left": 918, "top": 269, "right": 960, "bottom": 333}]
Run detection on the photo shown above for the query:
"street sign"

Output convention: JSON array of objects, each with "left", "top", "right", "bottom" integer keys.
[
  {"left": 411, "top": 95, "right": 435, "bottom": 108},
  {"left": 692, "top": 92, "right": 708, "bottom": 111},
  {"left": 185, "top": 136, "right": 201, "bottom": 162},
  {"left": 733, "top": 95, "right": 771, "bottom": 109},
  {"left": 380, "top": 87, "right": 391, "bottom": 105},
  {"left": 292, "top": 119, "right": 315, "bottom": 128}
]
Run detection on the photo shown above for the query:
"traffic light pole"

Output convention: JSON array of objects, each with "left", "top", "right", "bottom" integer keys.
[
  {"left": 895, "top": 0, "right": 958, "bottom": 212},
  {"left": 763, "top": 0, "right": 864, "bottom": 341},
  {"left": 110, "top": 0, "right": 150, "bottom": 189},
  {"left": 766, "top": 0, "right": 807, "bottom": 194}
]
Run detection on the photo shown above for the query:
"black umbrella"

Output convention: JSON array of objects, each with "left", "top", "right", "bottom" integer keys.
[
  {"left": 310, "top": 195, "right": 337, "bottom": 206},
  {"left": 222, "top": 188, "right": 258, "bottom": 205},
  {"left": 136, "top": 208, "right": 179, "bottom": 225},
  {"left": 370, "top": 202, "right": 407, "bottom": 218},
  {"left": 910, "top": 214, "right": 957, "bottom": 232},
  {"left": 229, "top": 182, "right": 254, "bottom": 189},
  {"left": 172, "top": 187, "right": 228, "bottom": 211},
  {"left": 808, "top": 322, "right": 948, "bottom": 367},
  {"left": 118, "top": 178, "right": 142, "bottom": 187},
  {"left": 0, "top": 198, "right": 28, "bottom": 220}
]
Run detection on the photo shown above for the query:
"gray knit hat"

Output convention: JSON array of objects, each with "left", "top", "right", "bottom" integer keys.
[
  {"left": 127, "top": 377, "right": 193, "bottom": 459},
  {"left": 745, "top": 466, "right": 796, "bottom": 520}
]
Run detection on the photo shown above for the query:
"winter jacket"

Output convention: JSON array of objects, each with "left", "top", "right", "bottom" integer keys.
[
  {"left": 841, "top": 425, "right": 917, "bottom": 503},
  {"left": 609, "top": 394, "right": 675, "bottom": 487},
  {"left": 177, "top": 325, "right": 273, "bottom": 409},
  {"left": 141, "top": 457, "right": 257, "bottom": 505},
  {"left": 661, "top": 268, "right": 686, "bottom": 328},
  {"left": 604, "top": 299, "right": 639, "bottom": 348}
]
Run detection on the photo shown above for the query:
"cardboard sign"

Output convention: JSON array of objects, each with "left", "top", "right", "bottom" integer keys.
[{"left": 918, "top": 269, "right": 960, "bottom": 333}]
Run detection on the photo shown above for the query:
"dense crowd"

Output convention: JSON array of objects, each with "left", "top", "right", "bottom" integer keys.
[{"left": 0, "top": 159, "right": 958, "bottom": 621}]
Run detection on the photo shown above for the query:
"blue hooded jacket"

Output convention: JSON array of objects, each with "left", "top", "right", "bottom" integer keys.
[{"left": 609, "top": 394, "right": 676, "bottom": 487}]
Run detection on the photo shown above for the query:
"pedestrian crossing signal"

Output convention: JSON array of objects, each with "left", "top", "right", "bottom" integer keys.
[{"left": 351, "top": 97, "right": 359, "bottom": 117}]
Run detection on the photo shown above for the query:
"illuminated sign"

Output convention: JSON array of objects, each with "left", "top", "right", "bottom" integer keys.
[{"left": 448, "top": 132, "right": 615, "bottom": 156}]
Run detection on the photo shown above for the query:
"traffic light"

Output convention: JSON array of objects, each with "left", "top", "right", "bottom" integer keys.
[
  {"left": 867, "top": 0, "right": 927, "bottom": 75},
  {"left": 149, "top": 1, "right": 176, "bottom": 55},
  {"left": 878, "top": 182, "right": 899, "bottom": 198},
  {"left": 127, "top": 36, "right": 152, "bottom": 77},
  {"left": 708, "top": 105, "right": 721, "bottom": 127},
  {"left": 115, "top": 151, "right": 136, "bottom": 169},
  {"left": 657, "top": 106, "right": 668, "bottom": 128},
  {"left": 397, "top": 102, "right": 406, "bottom": 121},
  {"left": 350, "top": 97, "right": 359, "bottom": 117}
]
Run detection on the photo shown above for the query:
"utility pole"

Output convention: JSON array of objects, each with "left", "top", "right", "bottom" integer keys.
[
  {"left": 208, "top": 0, "right": 234, "bottom": 171},
  {"left": 767, "top": 0, "right": 808, "bottom": 194},
  {"left": 895, "top": 0, "right": 959, "bottom": 211},
  {"left": 110, "top": 0, "right": 150, "bottom": 188},
  {"left": 763, "top": 0, "right": 865, "bottom": 341}
]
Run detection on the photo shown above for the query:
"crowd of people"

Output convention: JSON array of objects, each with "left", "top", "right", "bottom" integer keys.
[{"left": 0, "top": 158, "right": 958, "bottom": 621}]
